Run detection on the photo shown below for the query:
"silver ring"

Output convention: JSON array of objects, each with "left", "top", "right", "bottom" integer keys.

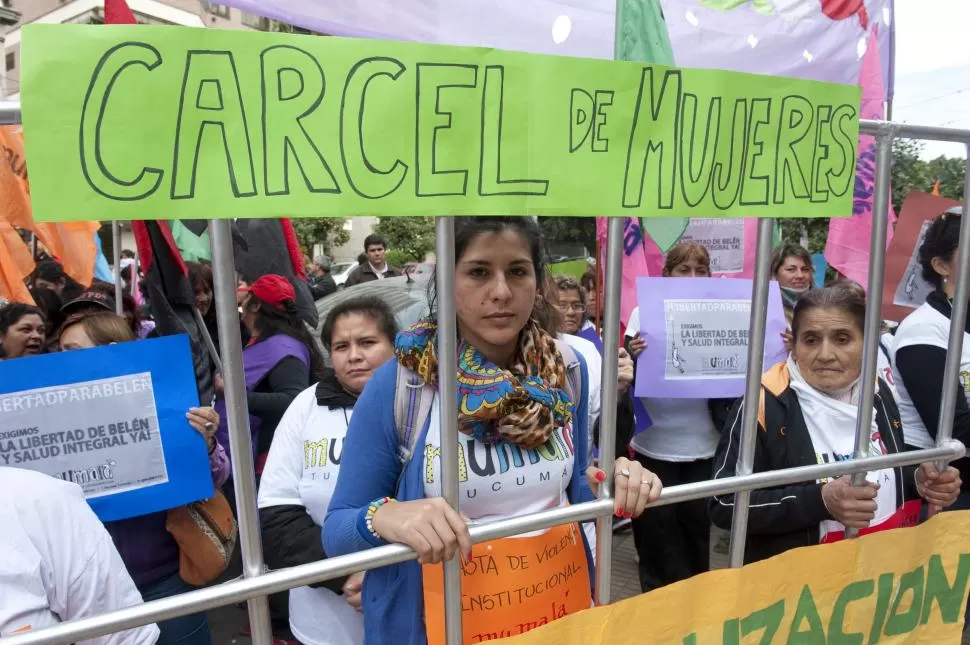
[
  {"left": 640, "top": 480, "right": 652, "bottom": 487},
  {"left": 617, "top": 469, "right": 631, "bottom": 477},
  {"left": 204, "top": 422, "right": 215, "bottom": 431}
]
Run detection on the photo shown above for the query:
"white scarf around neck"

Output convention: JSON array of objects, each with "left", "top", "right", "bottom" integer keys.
[{"left": 787, "top": 357, "right": 877, "bottom": 443}]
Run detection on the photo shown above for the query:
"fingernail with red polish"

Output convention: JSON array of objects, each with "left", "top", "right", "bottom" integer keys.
[{"left": 595, "top": 471, "right": 606, "bottom": 482}]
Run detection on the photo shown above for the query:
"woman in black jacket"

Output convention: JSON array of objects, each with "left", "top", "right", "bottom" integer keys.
[
  {"left": 257, "top": 296, "right": 399, "bottom": 645},
  {"left": 710, "top": 284, "right": 961, "bottom": 564}
]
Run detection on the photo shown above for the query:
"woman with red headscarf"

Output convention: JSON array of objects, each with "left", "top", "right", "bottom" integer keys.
[{"left": 214, "top": 274, "right": 325, "bottom": 479}]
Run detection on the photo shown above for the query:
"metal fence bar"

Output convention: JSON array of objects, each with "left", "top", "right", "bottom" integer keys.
[
  {"left": 0, "top": 100, "right": 20, "bottom": 124},
  {"left": 934, "top": 147, "right": 970, "bottom": 472},
  {"left": 859, "top": 119, "right": 970, "bottom": 144},
  {"left": 112, "top": 221, "right": 123, "bottom": 315},
  {"left": 207, "top": 219, "right": 273, "bottom": 645},
  {"left": 727, "top": 218, "right": 775, "bottom": 567},
  {"left": 4, "top": 441, "right": 961, "bottom": 645},
  {"left": 595, "top": 217, "right": 624, "bottom": 604},
  {"left": 845, "top": 130, "right": 895, "bottom": 538},
  {"left": 433, "top": 216, "right": 463, "bottom": 644}
]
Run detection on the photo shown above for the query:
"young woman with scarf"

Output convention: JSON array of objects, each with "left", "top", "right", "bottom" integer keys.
[
  {"left": 258, "top": 296, "right": 399, "bottom": 645},
  {"left": 892, "top": 207, "right": 970, "bottom": 509},
  {"left": 710, "top": 285, "right": 961, "bottom": 564},
  {"left": 57, "top": 311, "right": 228, "bottom": 645},
  {"left": 324, "top": 217, "right": 662, "bottom": 645},
  {"left": 623, "top": 242, "right": 733, "bottom": 591}
]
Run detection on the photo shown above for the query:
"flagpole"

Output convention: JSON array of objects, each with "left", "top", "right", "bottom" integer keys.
[{"left": 112, "top": 221, "right": 123, "bottom": 314}]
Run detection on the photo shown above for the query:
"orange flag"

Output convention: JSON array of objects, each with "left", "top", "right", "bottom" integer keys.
[
  {"left": 0, "top": 217, "right": 33, "bottom": 303},
  {"left": 0, "top": 126, "right": 99, "bottom": 286},
  {"left": 931, "top": 179, "right": 941, "bottom": 196}
]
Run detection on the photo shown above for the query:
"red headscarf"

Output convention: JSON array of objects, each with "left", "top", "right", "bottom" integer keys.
[{"left": 247, "top": 274, "right": 295, "bottom": 311}]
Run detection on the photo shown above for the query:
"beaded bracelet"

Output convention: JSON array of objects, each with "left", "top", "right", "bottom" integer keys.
[{"left": 365, "top": 497, "right": 395, "bottom": 539}]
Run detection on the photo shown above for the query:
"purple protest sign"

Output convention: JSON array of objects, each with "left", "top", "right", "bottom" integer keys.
[{"left": 634, "top": 278, "right": 787, "bottom": 399}]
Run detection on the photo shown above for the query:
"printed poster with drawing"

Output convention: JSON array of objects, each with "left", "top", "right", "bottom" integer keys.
[
  {"left": 635, "top": 277, "right": 788, "bottom": 398},
  {"left": 679, "top": 218, "right": 745, "bottom": 275},
  {"left": 892, "top": 219, "right": 935, "bottom": 309},
  {"left": 882, "top": 191, "right": 960, "bottom": 323},
  {"left": 0, "top": 335, "right": 213, "bottom": 521}
]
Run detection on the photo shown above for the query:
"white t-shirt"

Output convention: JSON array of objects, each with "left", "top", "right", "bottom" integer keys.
[
  {"left": 0, "top": 468, "right": 159, "bottom": 644},
  {"left": 258, "top": 386, "right": 364, "bottom": 645},
  {"left": 877, "top": 332, "right": 898, "bottom": 400},
  {"left": 625, "top": 307, "right": 720, "bottom": 461},
  {"left": 891, "top": 302, "right": 970, "bottom": 449},
  {"left": 787, "top": 361, "right": 898, "bottom": 542},
  {"left": 561, "top": 333, "right": 601, "bottom": 464},
  {"left": 369, "top": 263, "right": 387, "bottom": 279},
  {"left": 423, "top": 397, "right": 574, "bottom": 523}
]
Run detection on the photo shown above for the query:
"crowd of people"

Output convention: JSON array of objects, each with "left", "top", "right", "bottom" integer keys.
[{"left": 0, "top": 210, "right": 967, "bottom": 644}]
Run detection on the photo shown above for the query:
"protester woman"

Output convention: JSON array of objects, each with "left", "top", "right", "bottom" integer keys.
[
  {"left": 623, "top": 242, "right": 729, "bottom": 591},
  {"left": 31, "top": 259, "right": 85, "bottom": 303},
  {"left": 710, "top": 285, "right": 961, "bottom": 563},
  {"left": 0, "top": 302, "right": 46, "bottom": 360},
  {"left": 771, "top": 243, "right": 814, "bottom": 324},
  {"left": 554, "top": 275, "right": 590, "bottom": 336},
  {"left": 215, "top": 274, "right": 324, "bottom": 479},
  {"left": 58, "top": 310, "right": 229, "bottom": 645},
  {"left": 324, "top": 217, "right": 662, "bottom": 645},
  {"left": 581, "top": 270, "right": 598, "bottom": 331},
  {"left": 258, "top": 296, "right": 399, "bottom": 645},
  {"left": 892, "top": 207, "right": 970, "bottom": 509},
  {"left": 187, "top": 261, "right": 221, "bottom": 354}
]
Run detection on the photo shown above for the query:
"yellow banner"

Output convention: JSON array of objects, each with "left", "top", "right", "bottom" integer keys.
[{"left": 497, "top": 512, "right": 970, "bottom": 644}]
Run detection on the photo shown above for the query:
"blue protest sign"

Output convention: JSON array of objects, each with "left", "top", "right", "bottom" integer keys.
[{"left": 0, "top": 335, "right": 212, "bottom": 521}]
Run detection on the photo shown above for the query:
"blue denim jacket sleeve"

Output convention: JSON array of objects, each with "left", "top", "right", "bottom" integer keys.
[{"left": 323, "top": 360, "right": 403, "bottom": 556}]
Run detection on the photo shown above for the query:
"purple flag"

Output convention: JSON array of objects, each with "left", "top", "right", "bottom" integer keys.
[{"left": 634, "top": 278, "right": 788, "bottom": 399}]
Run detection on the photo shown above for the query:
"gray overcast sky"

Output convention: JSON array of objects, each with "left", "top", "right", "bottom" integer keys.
[{"left": 893, "top": 0, "right": 969, "bottom": 160}]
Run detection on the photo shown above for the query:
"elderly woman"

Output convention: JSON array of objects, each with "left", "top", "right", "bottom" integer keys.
[{"left": 710, "top": 285, "right": 961, "bottom": 564}]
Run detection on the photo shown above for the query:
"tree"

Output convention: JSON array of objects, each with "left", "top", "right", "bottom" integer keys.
[
  {"left": 890, "top": 139, "right": 965, "bottom": 212},
  {"left": 375, "top": 217, "right": 436, "bottom": 262},
  {"left": 291, "top": 218, "right": 350, "bottom": 255},
  {"left": 539, "top": 218, "right": 596, "bottom": 256}
]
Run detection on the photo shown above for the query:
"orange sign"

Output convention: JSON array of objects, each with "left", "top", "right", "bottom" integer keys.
[{"left": 423, "top": 522, "right": 591, "bottom": 644}]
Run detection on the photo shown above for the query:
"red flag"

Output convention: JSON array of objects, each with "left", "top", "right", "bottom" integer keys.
[{"left": 104, "top": 0, "right": 136, "bottom": 24}]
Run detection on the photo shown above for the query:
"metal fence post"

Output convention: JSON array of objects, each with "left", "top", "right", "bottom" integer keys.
[
  {"left": 845, "top": 130, "right": 894, "bottom": 538},
  {"left": 728, "top": 218, "right": 775, "bottom": 567},
  {"left": 595, "top": 217, "right": 624, "bottom": 603},
  {"left": 112, "top": 221, "right": 123, "bottom": 315},
  {"left": 208, "top": 219, "right": 273, "bottom": 645},
  {"left": 934, "top": 146, "right": 970, "bottom": 469},
  {"left": 434, "top": 217, "right": 463, "bottom": 644}
]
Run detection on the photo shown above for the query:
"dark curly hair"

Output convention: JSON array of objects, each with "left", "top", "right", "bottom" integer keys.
[{"left": 918, "top": 208, "right": 962, "bottom": 290}]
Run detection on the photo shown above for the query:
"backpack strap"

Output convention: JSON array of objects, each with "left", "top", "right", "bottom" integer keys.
[
  {"left": 553, "top": 339, "right": 582, "bottom": 406},
  {"left": 393, "top": 362, "right": 435, "bottom": 469}
]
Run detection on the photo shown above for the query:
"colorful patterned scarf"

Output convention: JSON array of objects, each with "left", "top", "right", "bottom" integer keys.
[{"left": 395, "top": 318, "right": 573, "bottom": 449}]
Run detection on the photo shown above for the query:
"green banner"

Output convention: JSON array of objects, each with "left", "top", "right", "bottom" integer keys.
[{"left": 20, "top": 25, "right": 860, "bottom": 223}]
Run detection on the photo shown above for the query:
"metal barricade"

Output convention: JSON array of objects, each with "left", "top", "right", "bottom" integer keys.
[{"left": 2, "top": 104, "right": 970, "bottom": 645}]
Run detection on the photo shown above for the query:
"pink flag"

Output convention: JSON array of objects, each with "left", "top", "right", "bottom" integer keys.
[
  {"left": 596, "top": 217, "right": 651, "bottom": 332},
  {"left": 825, "top": 25, "right": 896, "bottom": 287}
]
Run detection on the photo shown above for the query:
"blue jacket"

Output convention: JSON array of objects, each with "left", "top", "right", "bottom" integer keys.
[{"left": 324, "top": 357, "right": 595, "bottom": 645}]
